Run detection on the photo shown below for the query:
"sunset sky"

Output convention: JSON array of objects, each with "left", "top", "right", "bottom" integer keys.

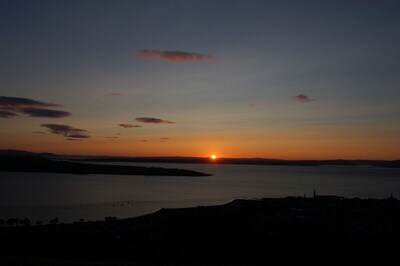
[{"left": 1, "top": 0, "right": 399, "bottom": 159}]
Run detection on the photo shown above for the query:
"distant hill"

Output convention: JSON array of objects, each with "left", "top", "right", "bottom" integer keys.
[
  {"left": 75, "top": 155, "right": 400, "bottom": 168},
  {"left": 1, "top": 149, "right": 399, "bottom": 168},
  {"left": 0, "top": 149, "right": 56, "bottom": 157}
]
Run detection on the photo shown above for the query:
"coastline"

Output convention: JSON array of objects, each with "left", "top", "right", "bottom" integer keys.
[
  {"left": 1, "top": 195, "right": 399, "bottom": 264},
  {"left": 0, "top": 156, "right": 211, "bottom": 176}
]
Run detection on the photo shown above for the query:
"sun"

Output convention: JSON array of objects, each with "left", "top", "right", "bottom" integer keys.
[{"left": 211, "top": 154, "right": 217, "bottom": 160}]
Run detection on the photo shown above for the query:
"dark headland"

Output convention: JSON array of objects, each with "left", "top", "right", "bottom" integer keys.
[
  {"left": 0, "top": 150, "right": 210, "bottom": 176},
  {"left": 1, "top": 195, "right": 400, "bottom": 265}
]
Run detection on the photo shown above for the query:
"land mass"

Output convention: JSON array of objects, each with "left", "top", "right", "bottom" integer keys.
[
  {"left": 77, "top": 156, "right": 400, "bottom": 168},
  {"left": 2, "top": 149, "right": 400, "bottom": 168},
  {"left": 0, "top": 152, "right": 210, "bottom": 176},
  {"left": 0, "top": 195, "right": 399, "bottom": 265}
]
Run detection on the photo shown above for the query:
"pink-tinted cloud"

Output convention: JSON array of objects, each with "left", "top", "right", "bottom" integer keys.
[
  {"left": 118, "top": 123, "right": 142, "bottom": 128},
  {"left": 291, "top": 94, "right": 316, "bottom": 103},
  {"left": 109, "top": 92, "right": 122, "bottom": 96},
  {"left": 137, "top": 50, "right": 213, "bottom": 62},
  {"left": 135, "top": 117, "right": 175, "bottom": 124},
  {"left": 41, "top": 124, "right": 90, "bottom": 139},
  {"left": 0, "top": 96, "right": 71, "bottom": 118}
]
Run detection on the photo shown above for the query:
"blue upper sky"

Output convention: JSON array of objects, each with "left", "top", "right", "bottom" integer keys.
[{"left": 1, "top": 0, "right": 399, "bottom": 159}]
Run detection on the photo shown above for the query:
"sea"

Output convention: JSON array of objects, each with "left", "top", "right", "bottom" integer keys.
[{"left": 1, "top": 162, "right": 400, "bottom": 223}]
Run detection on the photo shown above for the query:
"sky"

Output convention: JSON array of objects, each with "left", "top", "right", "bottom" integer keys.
[{"left": 0, "top": 0, "right": 399, "bottom": 159}]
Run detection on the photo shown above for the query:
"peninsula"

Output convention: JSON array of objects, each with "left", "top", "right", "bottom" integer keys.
[{"left": 0, "top": 151, "right": 210, "bottom": 176}]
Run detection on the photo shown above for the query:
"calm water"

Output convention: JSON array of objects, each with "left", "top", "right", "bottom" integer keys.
[{"left": 1, "top": 163, "right": 400, "bottom": 223}]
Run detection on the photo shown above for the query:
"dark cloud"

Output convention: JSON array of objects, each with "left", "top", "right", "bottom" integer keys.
[
  {"left": 291, "top": 94, "right": 316, "bottom": 103},
  {"left": 118, "top": 123, "right": 142, "bottom": 128},
  {"left": 135, "top": 117, "right": 175, "bottom": 124},
  {"left": 20, "top": 108, "right": 71, "bottom": 118},
  {"left": 137, "top": 50, "right": 213, "bottom": 62},
  {"left": 41, "top": 124, "right": 90, "bottom": 139},
  {"left": 0, "top": 96, "right": 60, "bottom": 109},
  {"left": 0, "top": 110, "right": 19, "bottom": 118},
  {"left": 161, "top": 137, "right": 170, "bottom": 140},
  {"left": 0, "top": 96, "right": 71, "bottom": 118}
]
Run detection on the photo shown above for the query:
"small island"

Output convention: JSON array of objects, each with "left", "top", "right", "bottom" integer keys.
[{"left": 0, "top": 154, "right": 210, "bottom": 177}]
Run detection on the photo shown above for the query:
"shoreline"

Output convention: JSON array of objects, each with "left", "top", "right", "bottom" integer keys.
[
  {"left": 1, "top": 195, "right": 399, "bottom": 264},
  {"left": 0, "top": 156, "right": 211, "bottom": 176}
]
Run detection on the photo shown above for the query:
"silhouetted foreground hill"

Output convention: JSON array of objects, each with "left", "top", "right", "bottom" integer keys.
[
  {"left": 1, "top": 196, "right": 399, "bottom": 265},
  {"left": 0, "top": 156, "right": 210, "bottom": 176}
]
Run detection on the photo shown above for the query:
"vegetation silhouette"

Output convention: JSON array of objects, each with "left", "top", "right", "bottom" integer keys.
[
  {"left": 0, "top": 196, "right": 399, "bottom": 264},
  {"left": 20, "top": 218, "right": 30, "bottom": 227},
  {"left": 49, "top": 217, "right": 59, "bottom": 225}
]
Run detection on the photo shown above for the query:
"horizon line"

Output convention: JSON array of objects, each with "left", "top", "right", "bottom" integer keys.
[{"left": 1, "top": 149, "right": 399, "bottom": 162}]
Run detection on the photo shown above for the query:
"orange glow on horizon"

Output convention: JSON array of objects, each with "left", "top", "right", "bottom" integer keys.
[{"left": 1, "top": 123, "right": 400, "bottom": 160}]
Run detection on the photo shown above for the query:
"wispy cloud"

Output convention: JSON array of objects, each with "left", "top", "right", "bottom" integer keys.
[
  {"left": 41, "top": 124, "right": 90, "bottom": 139},
  {"left": 32, "top": 131, "right": 46, "bottom": 134},
  {"left": 135, "top": 117, "right": 175, "bottom": 124},
  {"left": 291, "top": 94, "right": 316, "bottom": 103},
  {"left": 109, "top": 92, "right": 122, "bottom": 96},
  {"left": 247, "top": 102, "right": 262, "bottom": 108},
  {"left": 0, "top": 96, "right": 71, "bottom": 118},
  {"left": 118, "top": 123, "right": 142, "bottom": 128},
  {"left": 0, "top": 96, "right": 60, "bottom": 109},
  {"left": 0, "top": 110, "right": 19, "bottom": 118},
  {"left": 137, "top": 50, "right": 213, "bottom": 62}
]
